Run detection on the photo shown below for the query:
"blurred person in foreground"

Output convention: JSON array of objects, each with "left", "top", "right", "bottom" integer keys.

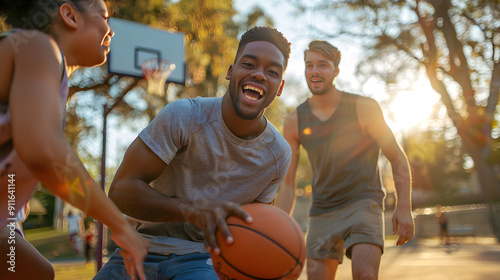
[{"left": 0, "top": 1, "right": 149, "bottom": 279}]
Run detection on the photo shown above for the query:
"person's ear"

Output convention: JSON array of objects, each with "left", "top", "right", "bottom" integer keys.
[
  {"left": 277, "top": 80, "right": 285, "bottom": 97},
  {"left": 334, "top": 67, "right": 340, "bottom": 77},
  {"left": 59, "top": 3, "right": 79, "bottom": 30},
  {"left": 226, "top": 64, "right": 234, "bottom": 80}
]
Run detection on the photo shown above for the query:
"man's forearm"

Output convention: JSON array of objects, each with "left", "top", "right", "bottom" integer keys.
[
  {"left": 276, "top": 181, "right": 296, "bottom": 214},
  {"left": 392, "top": 155, "right": 412, "bottom": 210},
  {"left": 109, "top": 179, "right": 199, "bottom": 224}
]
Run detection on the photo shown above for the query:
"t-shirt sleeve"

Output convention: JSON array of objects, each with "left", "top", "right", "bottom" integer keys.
[
  {"left": 255, "top": 140, "right": 292, "bottom": 203},
  {"left": 139, "top": 99, "right": 193, "bottom": 164}
]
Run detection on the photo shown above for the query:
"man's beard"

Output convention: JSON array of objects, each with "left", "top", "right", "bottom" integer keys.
[
  {"left": 308, "top": 76, "right": 335, "bottom": 96},
  {"left": 309, "top": 87, "right": 329, "bottom": 95},
  {"left": 229, "top": 85, "right": 262, "bottom": 120}
]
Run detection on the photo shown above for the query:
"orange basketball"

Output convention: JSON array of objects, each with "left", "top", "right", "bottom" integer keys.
[{"left": 211, "top": 203, "right": 306, "bottom": 280}]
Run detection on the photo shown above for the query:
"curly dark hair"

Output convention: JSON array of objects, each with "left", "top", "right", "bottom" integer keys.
[
  {"left": 0, "top": 0, "right": 96, "bottom": 32},
  {"left": 236, "top": 26, "right": 291, "bottom": 70}
]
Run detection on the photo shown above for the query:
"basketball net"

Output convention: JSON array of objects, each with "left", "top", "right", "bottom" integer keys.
[{"left": 141, "top": 58, "right": 176, "bottom": 96}]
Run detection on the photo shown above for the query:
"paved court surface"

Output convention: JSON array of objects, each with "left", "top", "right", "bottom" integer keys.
[
  {"left": 52, "top": 237, "right": 500, "bottom": 279},
  {"left": 297, "top": 237, "right": 500, "bottom": 280}
]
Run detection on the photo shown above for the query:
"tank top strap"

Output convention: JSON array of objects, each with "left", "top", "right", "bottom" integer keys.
[{"left": 52, "top": 41, "right": 69, "bottom": 128}]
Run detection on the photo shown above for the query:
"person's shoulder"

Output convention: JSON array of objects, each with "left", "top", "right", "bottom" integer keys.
[
  {"left": 160, "top": 97, "right": 197, "bottom": 115},
  {"left": 6, "top": 30, "right": 62, "bottom": 62},
  {"left": 167, "top": 96, "right": 218, "bottom": 110},
  {"left": 296, "top": 99, "right": 309, "bottom": 111},
  {"left": 354, "top": 94, "right": 378, "bottom": 103},
  {"left": 169, "top": 97, "right": 219, "bottom": 116},
  {"left": 269, "top": 126, "right": 292, "bottom": 166},
  {"left": 158, "top": 97, "right": 220, "bottom": 129},
  {"left": 10, "top": 30, "right": 57, "bottom": 52},
  {"left": 285, "top": 108, "right": 298, "bottom": 121},
  {"left": 265, "top": 121, "right": 292, "bottom": 154},
  {"left": 354, "top": 94, "right": 381, "bottom": 111},
  {"left": 283, "top": 109, "right": 298, "bottom": 128}
]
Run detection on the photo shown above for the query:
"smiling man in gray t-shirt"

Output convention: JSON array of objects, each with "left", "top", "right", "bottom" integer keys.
[{"left": 94, "top": 27, "right": 292, "bottom": 280}]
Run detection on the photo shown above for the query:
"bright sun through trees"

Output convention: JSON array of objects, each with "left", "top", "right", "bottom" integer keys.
[{"left": 386, "top": 81, "right": 441, "bottom": 134}]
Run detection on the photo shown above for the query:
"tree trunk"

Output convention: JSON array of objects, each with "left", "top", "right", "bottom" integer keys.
[{"left": 466, "top": 143, "right": 500, "bottom": 241}]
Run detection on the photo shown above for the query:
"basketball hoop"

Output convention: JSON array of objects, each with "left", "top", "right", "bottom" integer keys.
[{"left": 141, "top": 58, "right": 176, "bottom": 96}]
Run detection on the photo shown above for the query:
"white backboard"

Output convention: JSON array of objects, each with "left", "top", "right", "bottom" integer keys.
[{"left": 107, "top": 17, "right": 186, "bottom": 84}]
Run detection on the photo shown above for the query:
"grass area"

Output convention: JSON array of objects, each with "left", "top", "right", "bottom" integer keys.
[
  {"left": 384, "top": 234, "right": 399, "bottom": 241},
  {"left": 25, "top": 227, "right": 83, "bottom": 261},
  {"left": 25, "top": 227, "right": 67, "bottom": 242},
  {"left": 25, "top": 227, "right": 98, "bottom": 279},
  {"left": 53, "top": 261, "right": 97, "bottom": 280}
]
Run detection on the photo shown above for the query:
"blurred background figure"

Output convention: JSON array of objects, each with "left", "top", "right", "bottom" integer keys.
[
  {"left": 65, "top": 210, "right": 83, "bottom": 254},
  {"left": 435, "top": 205, "right": 449, "bottom": 245},
  {"left": 83, "top": 219, "right": 98, "bottom": 265}
]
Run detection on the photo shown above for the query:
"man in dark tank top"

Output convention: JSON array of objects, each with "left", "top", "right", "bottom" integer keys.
[{"left": 276, "top": 40, "right": 414, "bottom": 280}]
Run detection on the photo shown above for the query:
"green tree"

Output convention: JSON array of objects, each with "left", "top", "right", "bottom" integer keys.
[
  {"left": 405, "top": 129, "right": 475, "bottom": 207},
  {"left": 159, "top": 0, "right": 240, "bottom": 98},
  {"left": 159, "top": 1, "right": 274, "bottom": 98},
  {"left": 0, "top": 17, "right": 7, "bottom": 32}
]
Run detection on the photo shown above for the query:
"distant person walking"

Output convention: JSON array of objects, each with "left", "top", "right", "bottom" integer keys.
[
  {"left": 436, "top": 205, "right": 449, "bottom": 245},
  {"left": 66, "top": 210, "right": 83, "bottom": 254},
  {"left": 83, "top": 220, "right": 98, "bottom": 264}
]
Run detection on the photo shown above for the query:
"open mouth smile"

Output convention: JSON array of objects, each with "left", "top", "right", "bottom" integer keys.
[
  {"left": 242, "top": 84, "right": 264, "bottom": 101},
  {"left": 310, "top": 77, "right": 324, "bottom": 84}
]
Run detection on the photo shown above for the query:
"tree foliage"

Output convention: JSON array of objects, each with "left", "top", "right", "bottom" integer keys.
[
  {"left": 405, "top": 128, "right": 476, "bottom": 206},
  {"left": 0, "top": 16, "right": 7, "bottom": 32}
]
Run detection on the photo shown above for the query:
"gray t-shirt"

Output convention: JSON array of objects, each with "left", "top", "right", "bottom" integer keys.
[{"left": 130, "top": 96, "right": 291, "bottom": 255}]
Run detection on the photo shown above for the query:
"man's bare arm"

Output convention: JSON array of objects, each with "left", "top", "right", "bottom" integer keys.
[
  {"left": 276, "top": 110, "right": 300, "bottom": 215},
  {"left": 357, "top": 97, "right": 414, "bottom": 246},
  {"left": 108, "top": 137, "right": 251, "bottom": 254}
]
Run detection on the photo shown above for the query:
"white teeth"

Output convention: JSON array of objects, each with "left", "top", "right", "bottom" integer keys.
[
  {"left": 244, "top": 93, "right": 259, "bottom": 101},
  {"left": 243, "top": 85, "right": 263, "bottom": 96}
]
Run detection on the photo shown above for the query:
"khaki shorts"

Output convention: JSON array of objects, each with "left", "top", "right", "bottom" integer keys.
[{"left": 306, "top": 199, "right": 384, "bottom": 263}]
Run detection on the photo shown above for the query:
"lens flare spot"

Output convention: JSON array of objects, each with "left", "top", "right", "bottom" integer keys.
[{"left": 303, "top": 127, "right": 312, "bottom": 135}]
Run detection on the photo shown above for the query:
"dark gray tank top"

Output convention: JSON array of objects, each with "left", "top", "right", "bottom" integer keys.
[{"left": 297, "top": 92, "right": 385, "bottom": 216}]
